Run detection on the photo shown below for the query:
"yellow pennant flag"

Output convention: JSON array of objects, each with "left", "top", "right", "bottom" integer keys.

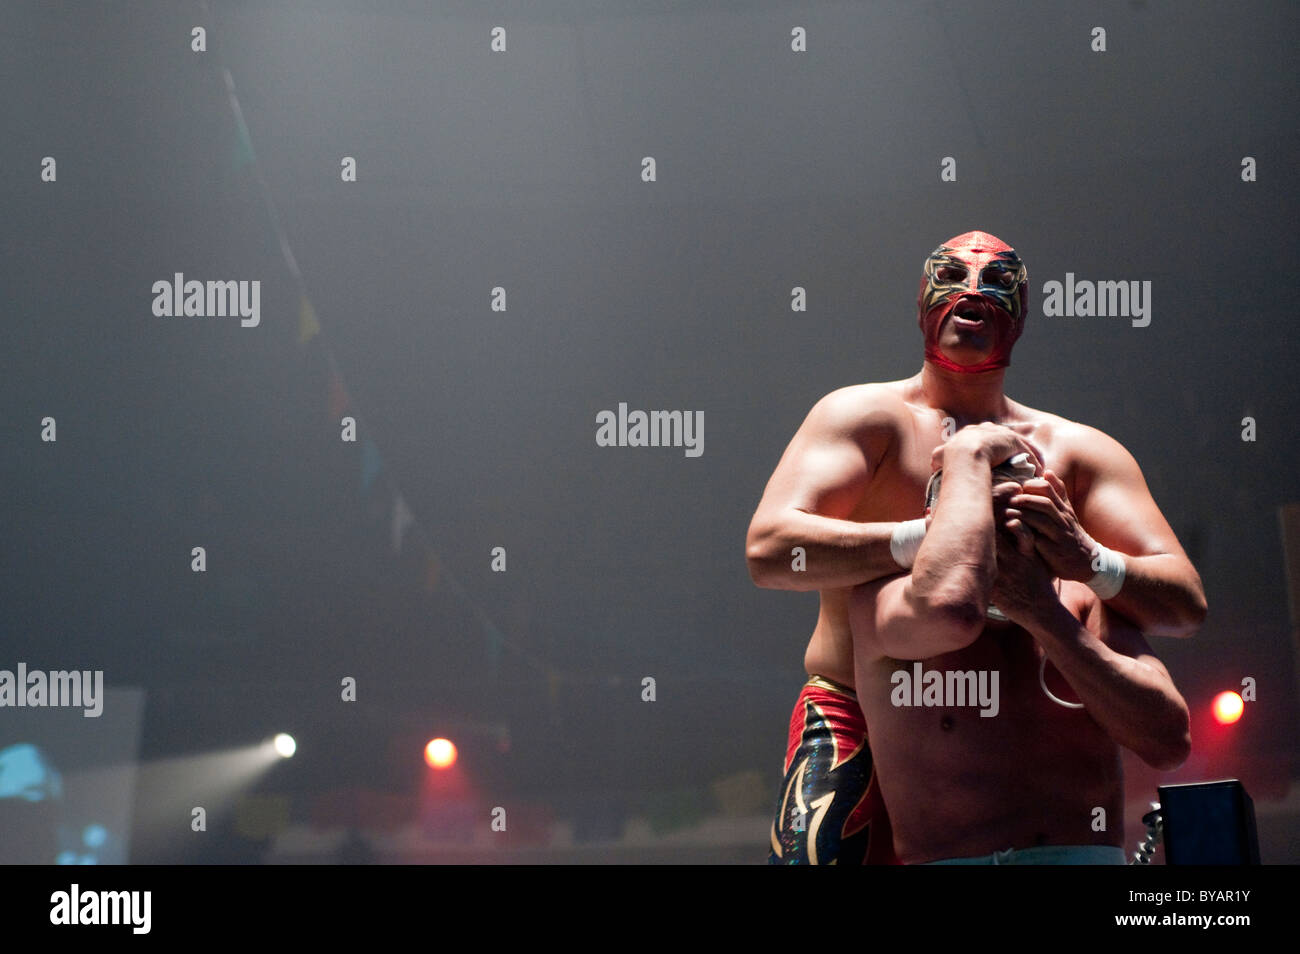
[{"left": 298, "top": 296, "right": 321, "bottom": 344}]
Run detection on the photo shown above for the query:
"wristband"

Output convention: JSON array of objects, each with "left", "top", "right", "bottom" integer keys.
[
  {"left": 890, "top": 518, "right": 927, "bottom": 569},
  {"left": 1086, "top": 544, "right": 1126, "bottom": 600}
]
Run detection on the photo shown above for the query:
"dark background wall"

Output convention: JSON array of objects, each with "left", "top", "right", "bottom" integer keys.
[{"left": 2, "top": 0, "right": 1297, "bottom": 862}]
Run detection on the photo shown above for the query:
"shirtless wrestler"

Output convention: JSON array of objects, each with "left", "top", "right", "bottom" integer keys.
[
  {"left": 750, "top": 230, "right": 1206, "bottom": 865},
  {"left": 848, "top": 446, "right": 1191, "bottom": 864}
]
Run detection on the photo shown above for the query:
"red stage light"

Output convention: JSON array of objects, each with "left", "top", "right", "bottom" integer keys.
[
  {"left": 1212, "top": 691, "right": 1244, "bottom": 725},
  {"left": 424, "top": 738, "right": 458, "bottom": 769}
]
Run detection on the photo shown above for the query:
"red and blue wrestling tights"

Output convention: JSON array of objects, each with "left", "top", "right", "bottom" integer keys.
[{"left": 768, "top": 676, "right": 898, "bottom": 865}]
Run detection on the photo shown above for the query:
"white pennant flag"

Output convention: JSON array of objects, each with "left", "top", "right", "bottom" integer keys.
[{"left": 391, "top": 494, "right": 414, "bottom": 554}]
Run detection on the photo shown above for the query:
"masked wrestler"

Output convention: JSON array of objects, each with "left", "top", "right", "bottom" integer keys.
[
  {"left": 751, "top": 230, "right": 1206, "bottom": 865},
  {"left": 847, "top": 441, "right": 1190, "bottom": 864}
]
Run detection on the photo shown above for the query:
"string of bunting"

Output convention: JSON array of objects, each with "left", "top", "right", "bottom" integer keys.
[{"left": 198, "top": 0, "right": 561, "bottom": 689}]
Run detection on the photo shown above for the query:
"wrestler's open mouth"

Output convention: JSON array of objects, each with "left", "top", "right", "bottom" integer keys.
[{"left": 951, "top": 303, "right": 988, "bottom": 329}]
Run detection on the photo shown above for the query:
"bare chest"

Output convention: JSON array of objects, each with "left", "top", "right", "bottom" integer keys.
[{"left": 850, "top": 405, "right": 1072, "bottom": 523}]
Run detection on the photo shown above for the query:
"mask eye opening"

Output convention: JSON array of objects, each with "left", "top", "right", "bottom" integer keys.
[{"left": 981, "top": 266, "right": 1016, "bottom": 289}]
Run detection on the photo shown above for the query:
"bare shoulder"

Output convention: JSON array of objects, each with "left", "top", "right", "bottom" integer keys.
[
  {"left": 804, "top": 381, "right": 911, "bottom": 438},
  {"left": 1004, "top": 401, "right": 1137, "bottom": 472}
]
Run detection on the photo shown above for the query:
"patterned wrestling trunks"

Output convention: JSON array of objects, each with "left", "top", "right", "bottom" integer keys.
[{"left": 768, "top": 676, "right": 897, "bottom": 865}]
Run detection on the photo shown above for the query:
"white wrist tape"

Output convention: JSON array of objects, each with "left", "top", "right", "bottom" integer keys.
[
  {"left": 1086, "top": 544, "right": 1126, "bottom": 599},
  {"left": 890, "top": 518, "right": 927, "bottom": 569}
]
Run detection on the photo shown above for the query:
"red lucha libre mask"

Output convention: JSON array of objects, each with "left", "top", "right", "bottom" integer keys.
[{"left": 916, "top": 230, "right": 1029, "bottom": 373}]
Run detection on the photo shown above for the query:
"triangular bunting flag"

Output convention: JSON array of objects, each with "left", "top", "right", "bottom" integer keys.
[
  {"left": 546, "top": 669, "right": 562, "bottom": 708},
  {"left": 423, "top": 552, "right": 442, "bottom": 592},
  {"left": 485, "top": 622, "right": 504, "bottom": 676},
  {"left": 391, "top": 494, "right": 414, "bottom": 553},
  {"left": 360, "top": 440, "right": 382, "bottom": 495},
  {"left": 298, "top": 296, "right": 321, "bottom": 344},
  {"left": 231, "top": 119, "right": 255, "bottom": 170},
  {"left": 328, "top": 371, "right": 350, "bottom": 420}
]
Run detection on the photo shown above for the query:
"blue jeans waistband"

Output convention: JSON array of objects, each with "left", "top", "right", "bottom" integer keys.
[{"left": 922, "top": 845, "right": 1127, "bottom": 865}]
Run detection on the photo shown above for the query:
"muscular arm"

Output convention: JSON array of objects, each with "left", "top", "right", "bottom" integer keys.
[
  {"left": 907, "top": 442, "right": 1001, "bottom": 625},
  {"left": 991, "top": 520, "right": 1191, "bottom": 770},
  {"left": 1025, "top": 591, "right": 1192, "bottom": 771},
  {"left": 1066, "top": 427, "right": 1207, "bottom": 637},
  {"left": 745, "top": 387, "right": 906, "bottom": 591},
  {"left": 849, "top": 442, "right": 1009, "bottom": 659}
]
